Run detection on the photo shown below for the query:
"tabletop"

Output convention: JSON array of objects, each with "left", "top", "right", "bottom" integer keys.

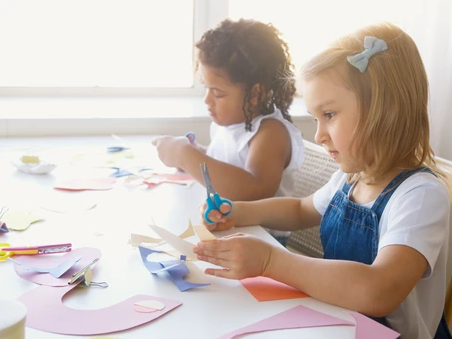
[{"left": 0, "top": 135, "right": 356, "bottom": 339}]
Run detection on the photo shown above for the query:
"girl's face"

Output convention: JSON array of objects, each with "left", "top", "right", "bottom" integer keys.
[
  {"left": 199, "top": 63, "right": 250, "bottom": 126},
  {"left": 302, "top": 72, "right": 363, "bottom": 173}
]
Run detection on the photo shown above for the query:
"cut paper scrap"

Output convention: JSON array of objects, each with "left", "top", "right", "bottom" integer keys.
[
  {"left": 8, "top": 255, "right": 82, "bottom": 278},
  {"left": 16, "top": 282, "right": 181, "bottom": 335},
  {"left": 139, "top": 246, "right": 209, "bottom": 292},
  {"left": 129, "top": 233, "right": 162, "bottom": 247},
  {"left": 12, "top": 247, "right": 101, "bottom": 286},
  {"left": 240, "top": 276, "right": 309, "bottom": 302},
  {"left": 133, "top": 300, "right": 165, "bottom": 313},
  {"left": 54, "top": 177, "right": 116, "bottom": 191},
  {"left": 349, "top": 311, "right": 400, "bottom": 339},
  {"left": 1, "top": 209, "right": 44, "bottom": 231},
  {"left": 41, "top": 196, "right": 97, "bottom": 213},
  {"left": 148, "top": 223, "right": 196, "bottom": 260},
  {"left": 217, "top": 304, "right": 354, "bottom": 339}
]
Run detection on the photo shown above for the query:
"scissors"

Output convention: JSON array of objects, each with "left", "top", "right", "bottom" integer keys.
[
  {"left": 0, "top": 243, "right": 72, "bottom": 260},
  {"left": 0, "top": 206, "right": 9, "bottom": 233},
  {"left": 185, "top": 132, "right": 196, "bottom": 144},
  {"left": 200, "top": 162, "right": 232, "bottom": 223}
]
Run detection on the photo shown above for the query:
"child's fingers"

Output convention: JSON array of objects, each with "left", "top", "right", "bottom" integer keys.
[{"left": 219, "top": 203, "right": 232, "bottom": 214}]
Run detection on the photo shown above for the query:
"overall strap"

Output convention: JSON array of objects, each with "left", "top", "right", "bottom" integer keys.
[{"left": 372, "top": 167, "right": 433, "bottom": 220}]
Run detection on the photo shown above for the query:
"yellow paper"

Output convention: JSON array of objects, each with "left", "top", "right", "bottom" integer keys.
[{"left": 2, "top": 210, "right": 44, "bottom": 231}]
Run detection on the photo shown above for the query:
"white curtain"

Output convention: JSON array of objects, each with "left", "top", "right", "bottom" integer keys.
[{"left": 402, "top": 0, "right": 452, "bottom": 161}]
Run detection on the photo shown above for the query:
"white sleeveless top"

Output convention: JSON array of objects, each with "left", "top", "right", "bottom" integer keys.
[{"left": 206, "top": 108, "right": 304, "bottom": 198}]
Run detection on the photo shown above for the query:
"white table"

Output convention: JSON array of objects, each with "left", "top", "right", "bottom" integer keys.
[{"left": 0, "top": 136, "right": 355, "bottom": 339}]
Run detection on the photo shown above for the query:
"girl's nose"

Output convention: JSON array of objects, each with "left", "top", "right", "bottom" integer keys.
[{"left": 314, "top": 122, "right": 328, "bottom": 145}]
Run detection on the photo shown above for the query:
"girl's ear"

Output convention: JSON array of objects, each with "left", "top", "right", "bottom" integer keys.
[{"left": 250, "top": 83, "right": 262, "bottom": 106}]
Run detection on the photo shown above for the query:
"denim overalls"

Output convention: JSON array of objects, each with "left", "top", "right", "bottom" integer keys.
[{"left": 319, "top": 169, "right": 451, "bottom": 339}]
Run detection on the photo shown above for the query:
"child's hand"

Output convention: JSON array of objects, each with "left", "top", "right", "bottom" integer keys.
[
  {"left": 152, "top": 135, "right": 190, "bottom": 168},
  {"left": 193, "top": 233, "right": 273, "bottom": 280},
  {"left": 200, "top": 201, "right": 234, "bottom": 231}
]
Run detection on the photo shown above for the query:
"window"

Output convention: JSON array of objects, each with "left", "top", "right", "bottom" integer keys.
[
  {"left": 0, "top": 0, "right": 411, "bottom": 98},
  {"left": 0, "top": 0, "right": 198, "bottom": 96}
]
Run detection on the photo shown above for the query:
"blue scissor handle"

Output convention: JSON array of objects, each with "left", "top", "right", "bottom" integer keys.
[
  {"left": 204, "top": 193, "right": 232, "bottom": 224},
  {"left": 185, "top": 132, "right": 196, "bottom": 144}
]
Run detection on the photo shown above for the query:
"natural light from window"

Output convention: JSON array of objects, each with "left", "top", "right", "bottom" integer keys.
[{"left": 0, "top": 0, "right": 194, "bottom": 88}]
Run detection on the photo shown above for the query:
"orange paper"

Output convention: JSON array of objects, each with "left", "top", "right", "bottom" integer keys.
[{"left": 240, "top": 276, "right": 309, "bottom": 302}]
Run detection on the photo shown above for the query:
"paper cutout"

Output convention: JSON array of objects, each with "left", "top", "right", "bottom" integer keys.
[
  {"left": 179, "top": 220, "right": 196, "bottom": 239},
  {"left": 129, "top": 233, "right": 162, "bottom": 247},
  {"left": 8, "top": 255, "right": 82, "bottom": 278},
  {"left": 17, "top": 283, "right": 181, "bottom": 335},
  {"left": 54, "top": 177, "right": 116, "bottom": 191},
  {"left": 193, "top": 224, "right": 216, "bottom": 241},
  {"left": 133, "top": 300, "right": 165, "bottom": 313},
  {"left": 12, "top": 247, "right": 101, "bottom": 286},
  {"left": 109, "top": 167, "right": 134, "bottom": 178},
  {"left": 139, "top": 246, "right": 209, "bottom": 291},
  {"left": 148, "top": 224, "right": 197, "bottom": 261},
  {"left": 240, "top": 276, "right": 309, "bottom": 302},
  {"left": 41, "top": 196, "right": 97, "bottom": 213},
  {"left": 349, "top": 312, "right": 400, "bottom": 339},
  {"left": 1, "top": 209, "right": 44, "bottom": 231},
  {"left": 217, "top": 304, "right": 354, "bottom": 339}
]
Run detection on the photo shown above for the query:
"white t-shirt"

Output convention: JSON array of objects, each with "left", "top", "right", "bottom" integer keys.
[
  {"left": 313, "top": 170, "right": 450, "bottom": 339},
  {"left": 206, "top": 108, "right": 304, "bottom": 198}
]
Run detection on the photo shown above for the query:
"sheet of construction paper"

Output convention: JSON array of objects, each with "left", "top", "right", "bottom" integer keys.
[
  {"left": 240, "top": 276, "right": 309, "bottom": 302},
  {"left": 17, "top": 282, "right": 181, "bottom": 335},
  {"left": 8, "top": 255, "right": 82, "bottom": 278},
  {"left": 348, "top": 312, "right": 400, "bottom": 339},
  {"left": 1, "top": 209, "right": 44, "bottom": 231},
  {"left": 148, "top": 224, "right": 196, "bottom": 260},
  {"left": 217, "top": 304, "right": 354, "bottom": 339},
  {"left": 139, "top": 246, "right": 209, "bottom": 291},
  {"left": 54, "top": 177, "right": 116, "bottom": 191},
  {"left": 13, "top": 247, "right": 101, "bottom": 286}
]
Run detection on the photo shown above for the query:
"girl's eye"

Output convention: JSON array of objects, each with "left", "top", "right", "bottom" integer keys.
[{"left": 324, "top": 112, "right": 335, "bottom": 119}]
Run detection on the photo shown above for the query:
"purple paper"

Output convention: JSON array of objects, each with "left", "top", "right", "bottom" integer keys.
[
  {"left": 217, "top": 304, "right": 354, "bottom": 339},
  {"left": 17, "top": 283, "right": 182, "bottom": 335},
  {"left": 348, "top": 312, "right": 400, "bottom": 339}
]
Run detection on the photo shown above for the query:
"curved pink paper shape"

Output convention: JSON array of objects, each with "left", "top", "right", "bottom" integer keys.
[
  {"left": 13, "top": 247, "right": 101, "bottom": 286},
  {"left": 54, "top": 177, "right": 116, "bottom": 191},
  {"left": 217, "top": 305, "right": 354, "bottom": 339},
  {"left": 17, "top": 283, "right": 182, "bottom": 335}
]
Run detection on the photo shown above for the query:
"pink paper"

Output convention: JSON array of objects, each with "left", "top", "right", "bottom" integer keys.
[
  {"left": 17, "top": 283, "right": 182, "bottom": 335},
  {"left": 348, "top": 312, "right": 400, "bottom": 339},
  {"left": 217, "top": 304, "right": 354, "bottom": 339},
  {"left": 13, "top": 247, "right": 101, "bottom": 286},
  {"left": 54, "top": 177, "right": 116, "bottom": 191}
]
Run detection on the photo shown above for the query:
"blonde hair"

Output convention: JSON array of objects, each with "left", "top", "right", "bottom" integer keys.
[{"left": 301, "top": 22, "right": 444, "bottom": 183}]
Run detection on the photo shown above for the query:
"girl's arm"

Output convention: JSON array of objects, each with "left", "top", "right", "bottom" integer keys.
[
  {"left": 266, "top": 244, "right": 427, "bottom": 317},
  {"left": 180, "top": 119, "right": 295, "bottom": 201}
]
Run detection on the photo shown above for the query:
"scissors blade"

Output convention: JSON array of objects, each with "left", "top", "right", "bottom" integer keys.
[{"left": 200, "top": 163, "right": 215, "bottom": 196}]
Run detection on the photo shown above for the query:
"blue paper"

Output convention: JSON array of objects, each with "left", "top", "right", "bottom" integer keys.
[{"left": 138, "top": 246, "right": 209, "bottom": 292}]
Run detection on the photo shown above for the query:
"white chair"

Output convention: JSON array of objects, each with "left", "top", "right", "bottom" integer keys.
[{"left": 287, "top": 140, "right": 338, "bottom": 257}]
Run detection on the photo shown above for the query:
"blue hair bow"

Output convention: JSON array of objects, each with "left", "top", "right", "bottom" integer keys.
[{"left": 347, "top": 36, "right": 388, "bottom": 73}]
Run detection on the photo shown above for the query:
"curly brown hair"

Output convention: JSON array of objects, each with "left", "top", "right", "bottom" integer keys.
[{"left": 195, "top": 18, "right": 296, "bottom": 131}]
